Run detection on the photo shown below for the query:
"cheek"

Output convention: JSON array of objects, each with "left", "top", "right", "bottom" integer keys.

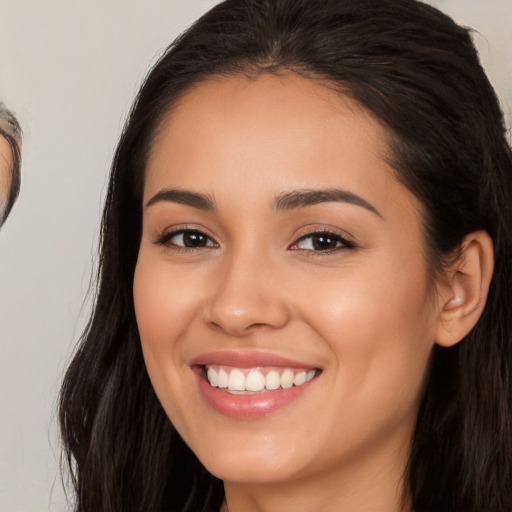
[
  {"left": 302, "top": 257, "right": 435, "bottom": 398},
  {"left": 0, "top": 165, "right": 10, "bottom": 211},
  {"left": 133, "top": 257, "right": 201, "bottom": 427},
  {"left": 306, "top": 259, "right": 432, "bottom": 337},
  {"left": 133, "top": 258, "right": 201, "bottom": 347},
  {"left": 133, "top": 258, "right": 196, "bottom": 395}
]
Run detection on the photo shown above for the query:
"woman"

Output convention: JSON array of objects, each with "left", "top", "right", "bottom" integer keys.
[
  {"left": 0, "top": 102, "right": 21, "bottom": 226},
  {"left": 59, "top": 0, "right": 512, "bottom": 511}
]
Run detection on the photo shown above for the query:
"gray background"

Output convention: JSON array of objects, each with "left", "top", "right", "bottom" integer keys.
[{"left": 0, "top": 1, "right": 510, "bottom": 510}]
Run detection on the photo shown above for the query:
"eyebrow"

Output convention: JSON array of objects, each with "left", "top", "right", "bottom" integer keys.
[
  {"left": 273, "top": 189, "right": 382, "bottom": 217},
  {"left": 145, "top": 187, "right": 381, "bottom": 217},
  {"left": 146, "top": 189, "right": 216, "bottom": 211}
]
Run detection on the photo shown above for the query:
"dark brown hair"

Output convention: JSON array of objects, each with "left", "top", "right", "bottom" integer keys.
[{"left": 60, "top": 1, "right": 512, "bottom": 510}]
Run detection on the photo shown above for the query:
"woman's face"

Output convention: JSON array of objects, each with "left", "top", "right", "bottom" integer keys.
[
  {"left": 0, "top": 135, "right": 13, "bottom": 217},
  {"left": 134, "top": 74, "right": 441, "bottom": 487}
]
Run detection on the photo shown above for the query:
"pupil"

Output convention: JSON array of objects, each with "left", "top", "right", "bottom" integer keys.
[
  {"left": 313, "top": 234, "right": 337, "bottom": 250},
  {"left": 184, "top": 232, "right": 206, "bottom": 247}
]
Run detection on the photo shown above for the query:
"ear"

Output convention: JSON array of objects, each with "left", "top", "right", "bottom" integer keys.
[{"left": 435, "top": 230, "right": 494, "bottom": 347}]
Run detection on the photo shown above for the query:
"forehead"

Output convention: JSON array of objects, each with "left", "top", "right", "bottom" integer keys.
[
  {"left": 143, "top": 73, "right": 421, "bottom": 226},
  {"left": 143, "top": 73, "right": 427, "bottom": 272},
  {"left": 147, "top": 74, "right": 392, "bottom": 185}
]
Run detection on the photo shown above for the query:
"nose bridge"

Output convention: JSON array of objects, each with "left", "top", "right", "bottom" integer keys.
[{"left": 203, "top": 240, "right": 289, "bottom": 335}]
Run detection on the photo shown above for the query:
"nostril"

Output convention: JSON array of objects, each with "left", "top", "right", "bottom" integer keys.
[
  {"left": 201, "top": 275, "right": 290, "bottom": 334},
  {"left": 247, "top": 322, "right": 272, "bottom": 330}
]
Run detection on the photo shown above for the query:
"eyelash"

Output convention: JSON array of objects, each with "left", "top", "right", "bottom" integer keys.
[
  {"left": 153, "top": 228, "right": 356, "bottom": 253},
  {"left": 154, "top": 229, "right": 219, "bottom": 250},
  {"left": 289, "top": 230, "right": 356, "bottom": 253}
]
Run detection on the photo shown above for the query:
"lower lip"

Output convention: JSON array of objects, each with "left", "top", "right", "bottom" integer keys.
[{"left": 194, "top": 369, "right": 314, "bottom": 419}]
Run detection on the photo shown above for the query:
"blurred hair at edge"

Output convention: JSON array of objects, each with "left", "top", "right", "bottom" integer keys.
[
  {"left": 0, "top": 102, "right": 22, "bottom": 226},
  {"left": 59, "top": 1, "right": 512, "bottom": 511}
]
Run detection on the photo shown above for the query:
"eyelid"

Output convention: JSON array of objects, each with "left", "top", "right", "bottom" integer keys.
[
  {"left": 151, "top": 224, "right": 355, "bottom": 252},
  {"left": 153, "top": 225, "right": 219, "bottom": 248},
  {"left": 288, "top": 226, "right": 356, "bottom": 252}
]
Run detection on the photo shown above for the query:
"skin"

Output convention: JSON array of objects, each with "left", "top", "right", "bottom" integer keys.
[
  {"left": 133, "top": 74, "right": 457, "bottom": 512},
  {"left": 0, "top": 135, "right": 13, "bottom": 218}
]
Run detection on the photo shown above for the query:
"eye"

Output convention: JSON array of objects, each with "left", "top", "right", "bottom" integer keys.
[
  {"left": 155, "top": 229, "right": 218, "bottom": 249},
  {"left": 290, "top": 231, "right": 354, "bottom": 252}
]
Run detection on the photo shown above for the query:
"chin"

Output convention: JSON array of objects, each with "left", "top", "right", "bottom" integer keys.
[
  {"left": 203, "top": 455, "right": 301, "bottom": 485},
  {"left": 188, "top": 429, "right": 312, "bottom": 485}
]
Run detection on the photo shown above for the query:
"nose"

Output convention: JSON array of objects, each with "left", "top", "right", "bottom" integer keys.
[{"left": 202, "top": 248, "right": 290, "bottom": 336}]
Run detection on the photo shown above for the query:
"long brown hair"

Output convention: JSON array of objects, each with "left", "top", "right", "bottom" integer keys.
[{"left": 60, "top": 1, "right": 512, "bottom": 510}]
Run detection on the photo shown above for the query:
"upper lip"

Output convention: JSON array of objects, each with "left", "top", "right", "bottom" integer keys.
[{"left": 190, "top": 350, "right": 318, "bottom": 369}]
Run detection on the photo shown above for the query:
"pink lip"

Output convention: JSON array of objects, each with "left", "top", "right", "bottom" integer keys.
[
  {"left": 195, "top": 371, "right": 313, "bottom": 419},
  {"left": 190, "top": 350, "right": 319, "bottom": 419},
  {"left": 190, "top": 350, "right": 314, "bottom": 369}
]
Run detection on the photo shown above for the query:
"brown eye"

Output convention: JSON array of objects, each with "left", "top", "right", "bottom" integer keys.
[
  {"left": 158, "top": 230, "right": 218, "bottom": 248},
  {"left": 292, "top": 232, "right": 354, "bottom": 252},
  {"left": 181, "top": 231, "right": 210, "bottom": 247}
]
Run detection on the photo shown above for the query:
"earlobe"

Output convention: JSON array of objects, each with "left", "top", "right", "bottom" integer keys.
[{"left": 435, "top": 230, "right": 494, "bottom": 347}]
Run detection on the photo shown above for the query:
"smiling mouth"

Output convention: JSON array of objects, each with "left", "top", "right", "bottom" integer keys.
[{"left": 202, "top": 365, "right": 320, "bottom": 394}]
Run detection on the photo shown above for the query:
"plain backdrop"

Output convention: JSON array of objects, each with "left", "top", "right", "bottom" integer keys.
[{"left": 0, "top": 1, "right": 510, "bottom": 510}]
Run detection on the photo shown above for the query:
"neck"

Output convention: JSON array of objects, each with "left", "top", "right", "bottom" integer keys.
[{"left": 222, "top": 442, "right": 412, "bottom": 512}]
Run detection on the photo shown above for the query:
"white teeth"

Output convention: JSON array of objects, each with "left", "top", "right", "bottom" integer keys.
[
  {"left": 246, "top": 370, "right": 266, "bottom": 392},
  {"left": 293, "top": 371, "right": 307, "bottom": 386},
  {"left": 228, "top": 369, "right": 246, "bottom": 391},
  {"left": 218, "top": 369, "right": 229, "bottom": 388},
  {"left": 205, "top": 366, "right": 317, "bottom": 392},
  {"left": 207, "top": 367, "right": 218, "bottom": 387},
  {"left": 281, "top": 369, "right": 294, "bottom": 389},
  {"left": 265, "top": 370, "right": 281, "bottom": 390}
]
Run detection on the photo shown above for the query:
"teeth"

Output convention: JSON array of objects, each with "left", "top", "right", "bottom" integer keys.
[
  {"left": 281, "top": 369, "right": 294, "bottom": 389},
  {"left": 265, "top": 370, "right": 281, "bottom": 390},
  {"left": 246, "top": 370, "right": 265, "bottom": 392},
  {"left": 293, "top": 371, "right": 307, "bottom": 386},
  {"left": 218, "top": 369, "right": 229, "bottom": 388},
  {"left": 207, "top": 367, "right": 218, "bottom": 387},
  {"left": 205, "top": 366, "right": 317, "bottom": 393},
  {"left": 228, "top": 369, "right": 245, "bottom": 391}
]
